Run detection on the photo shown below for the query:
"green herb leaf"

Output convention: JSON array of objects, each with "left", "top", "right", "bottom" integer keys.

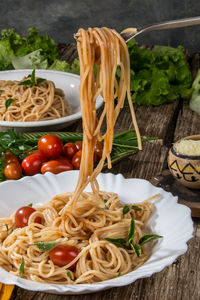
[
  {"left": 19, "top": 257, "right": 24, "bottom": 275},
  {"left": 123, "top": 205, "right": 130, "bottom": 215},
  {"left": 9, "top": 229, "right": 13, "bottom": 234},
  {"left": 105, "top": 238, "right": 127, "bottom": 249},
  {"left": 5, "top": 224, "right": 9, "bottom": 234},
  {"left": 104, "top": 205, "right": 109, "bottom": 210},
  {"left": 139, "top": 234, "right": 163, "bottom": 245},
  {"left": 34, "top": 241, "right": 56, "bottom": 251},
  {"left": 18, "top": 79, "right": 32, "bottom": 86},
  {"left": 31, "top": 68, "right": 35, "bottom": 83},
  {"left": 128, "top": 217, "right": 135, "bottom": 250},
  {"left": 133, "top": 244, "right": 141, "bottom": 257},
  {"left": 131, "top": 205, "right": 142, "bottom": 211},
  {"left": 27, "top": 203, "right": 33, "bottom": 207},
  {"left": 36, "top": 78, "right": 46, "bottom": 85},
  {"left": 103, "top": 198, "right": 107, "bottom": 203},
  {"left": 5, "top": 98, "right": 14, "bottom": 110},
  {"left": 18, "top": 69, "right": 46, "bottom": 88},
  {"left": 117, "top": 272, "right": 122, "bottom": 277},
  {"left": 67, "top": 270, "right": 73, "bottom": 280}
]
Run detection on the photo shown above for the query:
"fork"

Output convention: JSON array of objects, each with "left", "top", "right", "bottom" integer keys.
[
  {"left": 0, "top": 283, "right": 15, "bottom": 300},
  {"left": 120, "top": 16, "right": 200, "bottom": 42}
]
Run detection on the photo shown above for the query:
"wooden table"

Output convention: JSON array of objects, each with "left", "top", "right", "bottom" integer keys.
[{"left": 10, "top": 51, "right": 200, "bottom": 300}]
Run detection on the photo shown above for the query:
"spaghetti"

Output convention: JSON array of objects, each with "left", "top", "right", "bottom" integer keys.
[
  {"left": 0, "top": 28, "right": 159, "bottom": 284},
  {"left": 0, "top": 78, "right": 70, "bottom": 122},
  {"left": 0, "top": 192, "right": 154, "bottom": 283}
]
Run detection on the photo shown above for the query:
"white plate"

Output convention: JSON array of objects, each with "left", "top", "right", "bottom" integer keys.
[
  {"left": 0, "top": 70, "right": 103, "bottom": 132},
  {"left": 0, "top": 171, "right": 193, "bottom": 294}
]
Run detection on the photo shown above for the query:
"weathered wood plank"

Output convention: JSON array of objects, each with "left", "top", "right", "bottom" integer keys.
[{"left": 173, "top": 100, "right": 200, "bottom": 141}]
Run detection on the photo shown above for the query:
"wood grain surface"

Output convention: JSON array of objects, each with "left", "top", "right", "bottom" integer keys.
[{"left": 9, "top": 50, "right": 200, "bottom": 300}]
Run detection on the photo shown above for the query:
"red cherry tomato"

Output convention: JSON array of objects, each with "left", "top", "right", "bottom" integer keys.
[
  {"left": 71, "top": 150, "right": 82, "bottom": 169},
  {"left": 75, "top": 141, "right": 83, "bottom": 151},
  {"left": 22, "top": 153, "right": 47, "bottom": 176},
  {"left": 94, "top": 141, "right": 103, "bottom": 160},
  {"left": 41, "top": 160, "right": 73, "bottom": 174},
  {"left": 4, "top": 162, "right": 22, "bottom": 180},
  {"left": 38, "top": 135, "right": 63, "bottom": 159},
  {"left": 63, "top": 143, "right": 78, "bottom": 159},
  {"left": 49, "top": 245, "right": 79, "bottom": 269},
  {"left": 23, "top": 149, "right": 41, "bottom": 158},
  {"left": 5, "top": 152, "right": 19, "bottom": 164},
  {"left": 56, "top": 156, "right": 72, "bottom": 163},
  {"left": 15, "top": 206, "right": 42, "bottom": 228}
]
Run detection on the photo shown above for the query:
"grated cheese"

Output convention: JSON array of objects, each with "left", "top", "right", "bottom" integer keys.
[{"left": 174, "top": 139, "right": 200, "bottom": 156}]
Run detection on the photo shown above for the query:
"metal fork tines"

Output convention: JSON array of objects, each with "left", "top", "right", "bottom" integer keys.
[{"left": 121, "top": 16, "right": 200, "bottom": 43}]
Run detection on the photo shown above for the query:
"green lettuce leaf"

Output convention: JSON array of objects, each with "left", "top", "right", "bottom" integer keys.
[
  {"left": 124, "top": 40, "right": 192, "bottom": 106},
  {"left": 0, "top": 28, "right": 59, "bottom": 70},
  {"left": 189, "top": 69, "right": 200, "bottom": 115},
  {"left": 12, "top": 49, "right": 48, "bottom": 69}
]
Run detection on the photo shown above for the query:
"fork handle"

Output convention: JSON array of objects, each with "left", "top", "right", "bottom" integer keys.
[{"left": 142, "top": 16, "right": 200, "bottom": 32}]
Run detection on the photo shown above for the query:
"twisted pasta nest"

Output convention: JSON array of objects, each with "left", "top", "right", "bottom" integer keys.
[{"left": 0, "top": 79, "right": 70, "bottom": 122}]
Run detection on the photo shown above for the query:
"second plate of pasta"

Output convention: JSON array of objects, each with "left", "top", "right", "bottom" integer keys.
[{"left": 0, "top": 70, "right": 103, "bottom": 132}]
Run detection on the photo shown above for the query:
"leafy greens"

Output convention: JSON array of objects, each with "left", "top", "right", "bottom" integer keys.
[
  {"left": 124, "top": 40, "right": 193, "bottom": 106},
  {"left": 189, "top": 69, "right": 200, "bottom": 115},
  {"left": 0, "top": 28, "right": 59, "bottom": 70}
]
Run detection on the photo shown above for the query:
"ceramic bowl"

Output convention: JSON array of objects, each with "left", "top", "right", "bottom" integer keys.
[{"left": 168, "top": 134, "right": 200, "bottom": 189}]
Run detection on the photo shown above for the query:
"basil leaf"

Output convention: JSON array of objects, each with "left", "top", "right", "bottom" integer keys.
[
  {"left": 5, "top": 224, "right": 9, "bottom": 234},
  {"left": 34, "top": 241, "right": 56, "bottom": 251},
  {"left": 133, "top": 244, "right": 141, "bottom": 257},
  {"left": 131, "top": 205, "right": 142, "bottom": 211},
  {"left": 105, "top": 238, "right": 127, "bottom": 249},
  {"left": 31, "top": 69, "right": 35, "bottom": 83},
  {"left": 123, "top": 205, "right": 130, "bottom": 215},
  {"left": 28, "top": 203, "right": 33, "bottom": 207},
  {"left": 36, "top": 78, "right": 46, "bottom": 85},
  {"left": 19, "top": 257, "right": 24, "bottom": 275},
  {"left": 67, "top": 270, "right": 73, "bottom": 280},
  {"left": 139, "top": 234, "right": 163, "bottom": 245},
  {"left": 5, "top": 98, "right": 14, "bottom": 110},
  {"left": 128, "top": 217, "right": 135, "bottom": 249},
  {"left": 18, "top": 79, "right": 32, "bottom": 86}
]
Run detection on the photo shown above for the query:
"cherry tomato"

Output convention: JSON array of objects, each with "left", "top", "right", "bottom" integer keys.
[
  {"left": 15, "top": 206, "right": 42, "bottom": 228},
  {"left": 56, "top": 156, "right": 72, "bottom": 164},
  {"left": 22, "top": 153, "right": 47, "bottom": 176},
  {"left": 49, "top": 245, "right": 79, "bottom": 269},
  {"left": 72, "top": 150, "right": 82, "bottom": 169},
  {"left": 38, "top": 135, "right": 63, "bottom": 159},
  {"left": 23, "top": 149, "right": 41, "bottom": 157},
  {"left": 4, "top": 162, "right": 22, "bottom": 180},
  {"left": 5, "top": 152, "right": 19, "bottom": 164},
  {"left": 75, "top": 141, "right": 83, "bottom": 151},
  {"left": 63, "top": 143, "right": 78, "bottom": 159},
  {"left": 41, "top": 160, "right": 73, "bottom": 174},
  {"left": 94, "top": 141, "right": 103, "bottom": 160}
]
